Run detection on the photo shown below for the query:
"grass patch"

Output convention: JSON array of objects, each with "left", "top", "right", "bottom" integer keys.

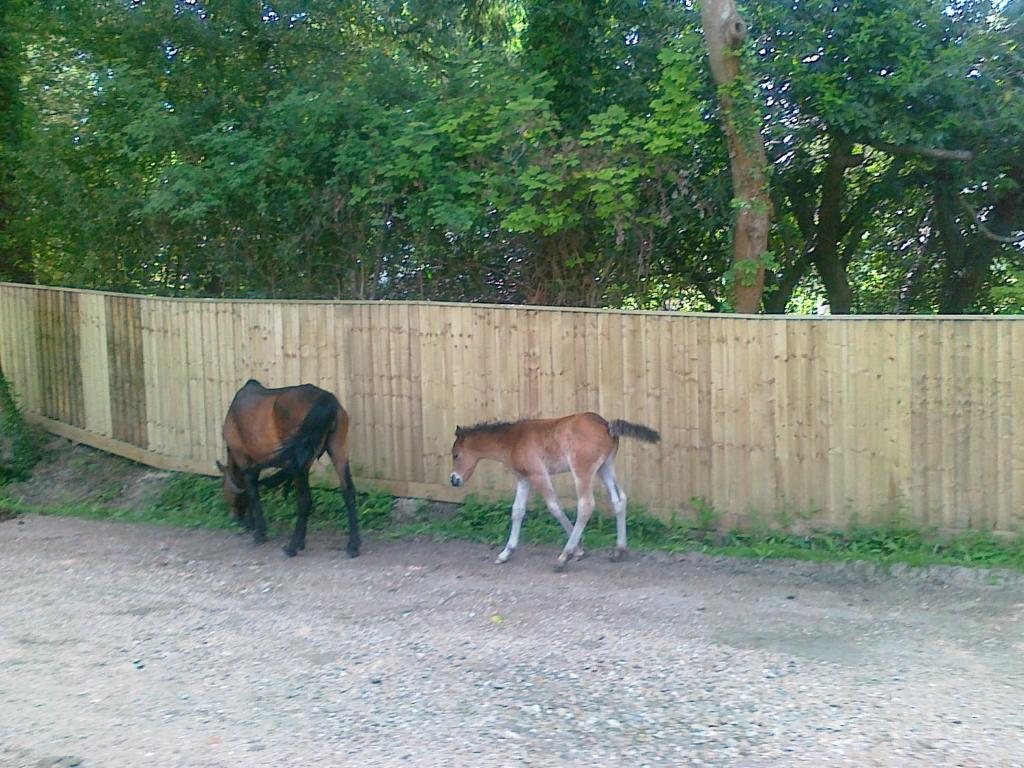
[
  {"left": 695, "top": 520, "right": 1024, "bottom": 572},
  {"left": 387, "top": 495, "right": 1024, "bottom": 572},
  {"left": 149, "top": 474, "right": 399, "bottom": 534},
  {"left": 5, "top": 472, "right": 1022, "bottom": 573},
  {"left": 0, "top": 472, "right": 396, "bottom": 535},
  {"left": 389, "top": 495, "right": 698, "bottom": 552}
]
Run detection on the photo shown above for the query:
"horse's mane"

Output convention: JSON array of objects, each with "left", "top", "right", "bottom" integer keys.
[{"left": 457, "top": 420, "right": 518, "bottom": 437}]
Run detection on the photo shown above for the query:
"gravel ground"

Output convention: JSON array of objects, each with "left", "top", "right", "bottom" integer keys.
[{"left": 1, "top": 514, "right": 1023, "bottom": 768}]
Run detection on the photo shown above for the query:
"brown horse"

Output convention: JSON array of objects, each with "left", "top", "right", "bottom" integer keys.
[
  {"left": 217, "top": 379, "right": 360, "bottom": 558},
  {"left": 449, "top": 412, "right": 660, "bottom": 570}
]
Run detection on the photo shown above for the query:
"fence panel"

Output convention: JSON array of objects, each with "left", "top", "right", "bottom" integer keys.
[{"left": 2, "top": 282, "right": 1021, "bottom": 533}]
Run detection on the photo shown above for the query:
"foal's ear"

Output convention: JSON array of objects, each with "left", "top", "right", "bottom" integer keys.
[
  {"left": 215, "top": 460, "right": 226, "bottom": 473},
  {"left": 455, "top": 425, "right": 465, "bottom": 438}
]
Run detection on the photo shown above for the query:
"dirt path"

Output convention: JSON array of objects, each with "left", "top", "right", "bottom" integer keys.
[{"left": 1, "top": 514, "right": 1023, "bottom": 768}]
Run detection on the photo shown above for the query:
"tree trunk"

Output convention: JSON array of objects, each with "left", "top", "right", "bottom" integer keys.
[
  {"left": 933, "top": 182, "right": 1011, "bottom": 313},
  {"left": 699, "top": 0, "right": 772, "bottom": 314},
  {"left": 763, "top": 255, "right": 810, "bottom": 313},
  {"left": 814, "top": 251, "right": 852, "bottom": 314},
  {"left": 806, "top": 133, "right": 856, "bottom": 313},
  {"left": 934, "top": 170, "right": 1023, "bottom": 312}
]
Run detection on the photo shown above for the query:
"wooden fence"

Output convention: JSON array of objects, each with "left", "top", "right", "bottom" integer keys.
[{"left": 1, "top": 282, "right": 1022, "bottom": 533}]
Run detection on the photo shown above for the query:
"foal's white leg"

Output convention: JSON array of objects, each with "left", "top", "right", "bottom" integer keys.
[
  {"left": 532, "top": 473, "right": 575, "bottom": 537},
  {"left": 556, "top": 471, "right": 597, "bottom": 570},
  {"left": 599, "top": 460, "right": 628, "bottom": 560},
  {"left": 496, "top": 479, "right": 531, "bottom": 564}
]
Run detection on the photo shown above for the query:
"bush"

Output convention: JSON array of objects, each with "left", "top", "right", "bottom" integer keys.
[{"left": 0, "top": 367, "right": 40, "bottom": 484}]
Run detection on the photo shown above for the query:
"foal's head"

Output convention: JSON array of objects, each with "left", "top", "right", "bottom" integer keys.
[
  {"left": 215, "top": 458, "right": 248, "bottom": 521},
  {"left": 449, "top": 426, "right": 481, "bottom": 487}
]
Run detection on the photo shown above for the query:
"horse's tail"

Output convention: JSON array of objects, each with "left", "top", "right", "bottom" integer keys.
[
  {"left": 609, "top": 419, "right": 660, "bottom": 444},
  {"left": 274, "top": 391, "right": 339, "bottom": 472}
]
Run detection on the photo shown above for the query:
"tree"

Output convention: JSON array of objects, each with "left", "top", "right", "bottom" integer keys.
[
  {"left": 699, "top": 0, "right": 772, "bottom": 313},
  {"left": 0, "top": 0, "right": 33, "bottom": 283},
  {"left": 4, "top": 0, "right": 1021, "bottom": 313},
  {"left": 751, "top": 0, "right": 1023, "bottom": 313}
]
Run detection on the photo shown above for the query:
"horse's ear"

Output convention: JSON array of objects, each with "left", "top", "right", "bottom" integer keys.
[
  {"left": 455, "top": 425, "right": 465, "bottom": 438},
  {"left": 215, "top": 460, "right": 225, "bottom": 473}
]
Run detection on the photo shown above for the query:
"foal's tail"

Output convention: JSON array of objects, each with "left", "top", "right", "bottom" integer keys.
[
  {"left": 609, "top": 419, "right": 661, "bottom": 444},
  {"left": 274, "top": 391, "right": 339, "bottom": 472}
]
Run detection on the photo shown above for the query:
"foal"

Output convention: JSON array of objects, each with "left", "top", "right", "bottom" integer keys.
[
  {"left": 218, "top": 379, "right": 360, "bottom": 558},
  {"left": 449, "top": 413, "right": 660, "bottom": 570}
]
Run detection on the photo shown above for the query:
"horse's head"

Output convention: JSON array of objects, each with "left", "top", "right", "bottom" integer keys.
[
  {"left": 215, "top": 459, "right": 247, "bottom": 520},
  {"left": 449, "top": 426, "right": 481, "bottom": 487}
]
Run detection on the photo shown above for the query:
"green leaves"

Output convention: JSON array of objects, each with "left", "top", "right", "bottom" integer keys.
[
  {"left": 0, "top": 369, "right": 40, "bottom": 485},
  {"left": 5, "top": 0, "right": 1018, "bottom": 311}
]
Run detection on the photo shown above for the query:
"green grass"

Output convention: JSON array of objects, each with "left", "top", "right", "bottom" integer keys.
[
  {"left": 708, "top": 527, "right": 1024, "bottom": 571},
  {"left": 3, "top": 473, "right": 1023, "bottom": 573},
  {"left": 384, "top": 493, "right": 1024, "bottom": 572},
  {"left": 0, "top": 472, "right": 396, "bottom": 535}
]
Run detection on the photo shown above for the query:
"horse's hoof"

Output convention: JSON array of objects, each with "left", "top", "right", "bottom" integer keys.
[
  {"left": 282, "top": 545, "right": 298, "bottom": 558},
  {"left": 253, "top": 535, "right": 268, "bottom": 546},
  {"left": 553, "top": 558, "right": 568, "bottom": 573},
  {"left": 572, "top": 548, "right": 585, "bottom": 561},
  {"left": 346, "top": 548, "right": 360, "bottom": 559},
  {"left": 611, "top": 547, "right": 627, "bottom": 562},
  {"left": 496, "top": 550, "right": 512, "bottom": 564}
]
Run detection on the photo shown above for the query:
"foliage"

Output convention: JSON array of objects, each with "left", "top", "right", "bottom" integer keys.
[
  {"left": 1, "top": 0, "right": 1021, "bottom": 312},
  {"left": 0, "top": 368, "right": 40, "bottom": 484},
  {"left": 751, "top": 0, "right": 1024, "bottom": 313},
  {"left": 990, "top": 268, "right": 1024, "bottom": 312}
]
